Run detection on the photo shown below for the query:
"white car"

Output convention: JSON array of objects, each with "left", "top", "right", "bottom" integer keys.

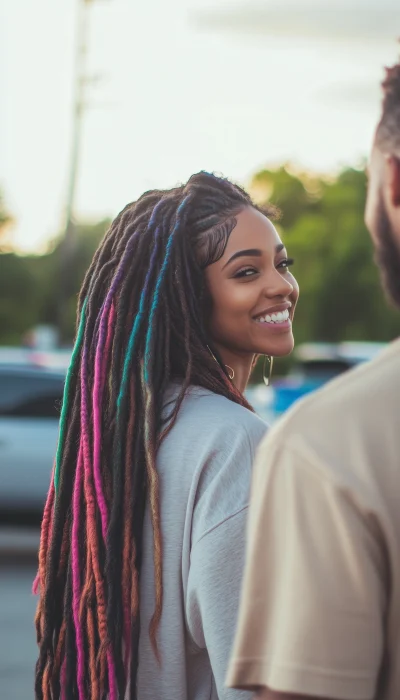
[{"left": 0, "top": 364, "right": 65, "bottom": 514}]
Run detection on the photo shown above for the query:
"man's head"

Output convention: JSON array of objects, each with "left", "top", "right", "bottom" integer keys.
[{"left": 365, "top": 59, "right": 400, "bottom": 308}]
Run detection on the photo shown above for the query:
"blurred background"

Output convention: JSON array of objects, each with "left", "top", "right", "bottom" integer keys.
[{"left": 1, "top": 0, "right": 400, "bottom": 696}]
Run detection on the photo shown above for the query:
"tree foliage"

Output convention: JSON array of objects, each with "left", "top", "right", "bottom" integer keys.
[{"left": 0, "top": 219, "right": 110, "bottom": 344}]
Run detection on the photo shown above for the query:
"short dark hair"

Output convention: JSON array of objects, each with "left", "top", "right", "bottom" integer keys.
[{"left": 376, "top": 59, "right": 400, "bottom": 156}]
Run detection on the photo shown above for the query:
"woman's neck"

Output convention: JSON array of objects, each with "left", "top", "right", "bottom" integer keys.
[{"left": 212, "top": 344, "right": 255, "bottom": 394}]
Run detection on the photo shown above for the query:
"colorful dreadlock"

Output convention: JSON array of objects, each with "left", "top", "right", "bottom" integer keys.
[{"left": 34, "top": 172, "right": 275, "bottom": 699}]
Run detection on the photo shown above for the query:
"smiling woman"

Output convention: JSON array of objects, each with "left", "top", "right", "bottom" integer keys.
[
  {"left": 33, "top": 171, "right": 298, "bottom": 700},
  {"left": 205, "top": 207, "right": 298, "bottom": 391}
]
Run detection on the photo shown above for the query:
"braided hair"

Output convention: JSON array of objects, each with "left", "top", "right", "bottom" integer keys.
[{"left": 33, "top": 172, "right": 274, "bottom": 699}]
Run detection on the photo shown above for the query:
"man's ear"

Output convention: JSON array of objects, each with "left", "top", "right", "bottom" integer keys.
[{"left": 385, "top": 155, "right": 400, "bottom": 207}]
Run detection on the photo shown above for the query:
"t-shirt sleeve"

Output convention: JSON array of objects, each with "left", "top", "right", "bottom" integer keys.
[
  {"left": 227, "top": 437, "right": 386, "bottom": 700},
  {"left": 186, "top": 509, "right": 252, "bottom": 700},
  {"left": 185, "top": 418, "right": 267, "bottom": 700}
]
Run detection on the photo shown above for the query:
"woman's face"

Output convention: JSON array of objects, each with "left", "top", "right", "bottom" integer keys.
[{"left": 204, "top": 206, "right": 299, "bottom": 359}]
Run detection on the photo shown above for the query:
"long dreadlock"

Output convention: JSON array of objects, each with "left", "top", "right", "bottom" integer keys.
[{"left": 34, "top": 171, "right": 275, "bottom": 699}]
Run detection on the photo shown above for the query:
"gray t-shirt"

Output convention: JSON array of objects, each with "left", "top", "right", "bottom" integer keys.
[{"left": 136, "top": 385, "right": 267, "bottom": 700}]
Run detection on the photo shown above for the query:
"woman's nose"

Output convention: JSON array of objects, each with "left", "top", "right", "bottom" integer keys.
[{"left": 264, "top": 270, "right": 295, "bottom": 298}]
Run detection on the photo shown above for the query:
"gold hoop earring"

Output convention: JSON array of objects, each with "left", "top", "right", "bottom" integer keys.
[
  {"left": 263, "top": 355, "right": 273, "bottom": 387},
  {"left": 225, "top": 364, "right": 235, "bottom": 380},
  {"left": 206, "top": 345, "right": 235, "bottom": 381}
]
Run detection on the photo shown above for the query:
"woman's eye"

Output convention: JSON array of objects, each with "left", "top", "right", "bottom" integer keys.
[
  {"left": 277, "top": 257, "right": 295, "bottom": 272},
  {"left": 234, "top": 267, "right": 258, "bottom": 279}
]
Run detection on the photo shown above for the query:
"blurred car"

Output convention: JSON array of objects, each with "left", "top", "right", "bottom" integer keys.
[
  {"left": 0, "top": 346, "right": 72, "bottom": 370},
  {"left": 0, "top": 363, "right": 65, "bottom": 516},
  {"left": 271, "top": 341, "right": 387, "bottom": 418}
]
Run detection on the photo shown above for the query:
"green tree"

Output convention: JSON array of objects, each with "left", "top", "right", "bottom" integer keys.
[
  {"left": 0, "top": 253, "right": 42, "bottom": 344},
  {"left": 0, "top": 218, "right": 109, "bottom": 345}
]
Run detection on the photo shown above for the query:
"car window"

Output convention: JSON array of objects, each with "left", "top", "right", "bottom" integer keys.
[{"left": 0, "top": 371, "right": 64, "bottom": 419}]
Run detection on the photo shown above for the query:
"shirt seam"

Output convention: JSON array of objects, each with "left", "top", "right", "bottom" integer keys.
[
  {"left": 190, "top": 420, "right": 264, "bottom": 549},
  {"left": 191, "top": 505, "right": 249, "bottom": 550}
]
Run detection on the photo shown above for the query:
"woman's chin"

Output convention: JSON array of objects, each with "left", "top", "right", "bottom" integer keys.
[{"left": 257, "top": 335, "right": 295, "bottom": 358}]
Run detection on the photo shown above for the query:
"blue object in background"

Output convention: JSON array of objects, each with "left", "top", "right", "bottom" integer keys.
[
  {"left": 272, "top": 380, "right": 322, "bottom": 416},
  {"left": 266, "top": 342, "right": 387, "bottom": 422}
]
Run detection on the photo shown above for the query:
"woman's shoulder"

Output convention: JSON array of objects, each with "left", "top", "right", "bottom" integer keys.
[
  {"left": 160, "top": 385, "right": 268, "bottom": 545},
  {"left": 181, "top": 389, "right": 267, "bottom": 546},
  {"left": 165, "top": 383, "right": 268, "bottom": 445}
]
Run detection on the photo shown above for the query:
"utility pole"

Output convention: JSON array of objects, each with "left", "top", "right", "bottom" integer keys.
[{"left": 58, "top": 0, "right": 96, "bottom": 341}]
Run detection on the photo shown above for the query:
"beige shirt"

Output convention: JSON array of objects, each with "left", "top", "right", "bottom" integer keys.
[{"left": 227, "top": 339, "right": 400, "bottom": 700}]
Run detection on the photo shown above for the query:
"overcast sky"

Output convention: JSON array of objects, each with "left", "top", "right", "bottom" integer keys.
[{"left": 1, "top": 0, "right": 399, "bottom": 252}]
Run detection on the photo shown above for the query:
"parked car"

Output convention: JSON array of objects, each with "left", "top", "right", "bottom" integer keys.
[
  {"left": 0, "top": 346, "right": 72, "bottom": 370},
  {"left": 0, "top": 364, "right": 65, "bottom": 516},
  {"left": 271, "top": 341, "right": 387, "bottom": 418}
]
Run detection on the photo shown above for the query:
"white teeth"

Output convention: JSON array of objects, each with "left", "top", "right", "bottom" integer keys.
[{"left": 256, "top": 308, "right": 291, "bottom": 323}]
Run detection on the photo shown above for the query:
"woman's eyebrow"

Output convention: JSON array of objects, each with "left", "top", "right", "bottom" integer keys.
[
  {"left": 223, "top": 248, "right": 262, "bottom": 269},
  {"left": 223, "top": 244, "right": 285, "bottom": 269}
]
